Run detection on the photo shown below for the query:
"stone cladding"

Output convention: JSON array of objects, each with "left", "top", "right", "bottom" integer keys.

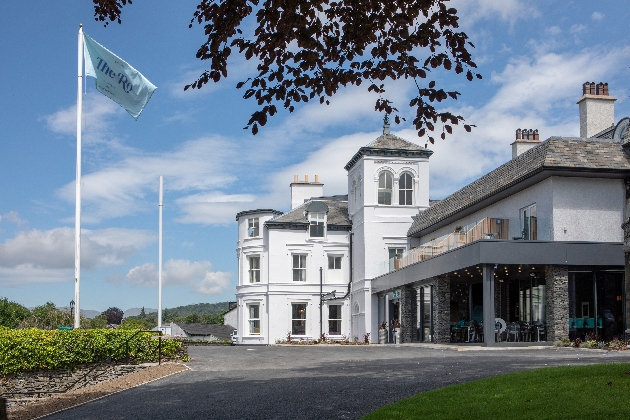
[{"left": 545, "top": 265, "right": 569, "bottom": 341}]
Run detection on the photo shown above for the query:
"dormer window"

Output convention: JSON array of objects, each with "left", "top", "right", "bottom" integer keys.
[
  {"left": 248, "top": 218, "right": 259, "bottom": 237},
  {"left": 378, "top": 172, "right": 393, "bottom": 205},
  {"left": 309, "top": 212, "right": 326, "bottom": 237},
  {"left": 305, "top": 201, "right": 329, "bottom": 238}
]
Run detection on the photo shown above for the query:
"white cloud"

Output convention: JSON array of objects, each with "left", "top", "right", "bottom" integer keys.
[
  {"left": 570, "top": 24, "right": 587, "bottom": 34},
  {"left": 175, "top": 192, "right": 256, "bottom": 225},
  {"left": 451, "top": 0, "right": 539, "bottom": 27},
  {"left": 0, "top": 227, "right": 154, "bottom": 286},
  {"left": 0, "top": 211, "right": 26, "bottom": 226},
  {"left": 591, "top": 12, "right": 604, "bottom": 21},
  {"left": 547, "top": 26, "right": 562, "bottom": 36},
  {"left": 125, "top": 259, "right": 231, "bottom": 295}
]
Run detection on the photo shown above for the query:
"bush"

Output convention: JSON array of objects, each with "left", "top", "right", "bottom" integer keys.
[
  {"left": 0, "top": 328, "right": 181, "bottom": 374},
  {"left": 0, "top": 297, "right": 31, "bottom": 329}
]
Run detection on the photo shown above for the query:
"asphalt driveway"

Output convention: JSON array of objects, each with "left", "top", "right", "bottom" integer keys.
[{"left": 46, "top": 344, "right": 630, "bottom": 419}]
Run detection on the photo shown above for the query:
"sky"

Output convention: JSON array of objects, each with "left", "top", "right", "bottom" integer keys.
[{"left": 0, "top": 1, "right": 629, "bottom": 312}]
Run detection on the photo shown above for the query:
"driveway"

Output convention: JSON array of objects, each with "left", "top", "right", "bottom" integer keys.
[{"left": 46, "top": 345, "right": 630, "bottom": 419}]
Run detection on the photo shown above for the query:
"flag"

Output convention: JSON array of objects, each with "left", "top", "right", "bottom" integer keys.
[{"left": 83, "top": 34, "right": 156, "bottom": 120}]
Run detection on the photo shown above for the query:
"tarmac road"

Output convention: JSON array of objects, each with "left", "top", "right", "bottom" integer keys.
[{"left": 46, "top": 344, "right": 630, "bottom": 419}]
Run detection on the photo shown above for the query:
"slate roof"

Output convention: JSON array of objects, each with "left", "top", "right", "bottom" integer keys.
[
  {"left": 175, "top": 323, "right": 234, "bottom": 340},
  {"left": 344, "top": 132, "right": 433, "bottom": 171},
  {"left": 408, "top": 136, "right": 630, "bottom": 237},
  {"left": 266, "top": 196, "right": 351, "bottom": 231}
]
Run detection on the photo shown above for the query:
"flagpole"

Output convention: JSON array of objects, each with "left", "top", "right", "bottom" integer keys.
[
  {"left": 74, "top": 24, "right": 83, "bottom": 329},
  {"left": 158, "top": 176, "right": 163, "bottom": 330}
]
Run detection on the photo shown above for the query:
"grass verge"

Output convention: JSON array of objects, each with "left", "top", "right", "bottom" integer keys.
[{"left": 363, "top": 363, "right": 630, "bottom": 419}]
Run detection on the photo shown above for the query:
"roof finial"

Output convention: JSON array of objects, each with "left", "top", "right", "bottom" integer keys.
[{"left": 383, "top": 114, "right": 390, "bottom": 134}]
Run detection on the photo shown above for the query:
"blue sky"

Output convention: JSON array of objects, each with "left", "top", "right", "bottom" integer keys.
[{"left": 1, "top": 1, "right": 629, "bottom": 312}]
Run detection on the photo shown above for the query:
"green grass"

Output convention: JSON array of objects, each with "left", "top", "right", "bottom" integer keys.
[{"left": 363, "top": 363, "right": 630, "bottom": 419}]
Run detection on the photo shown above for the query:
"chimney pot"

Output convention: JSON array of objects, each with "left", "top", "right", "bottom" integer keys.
[
  {"left": 304, "top": 174, "right": 309, "bottom": 183},
  {"left": 534, "top": 129, "right": 539, "bottom": 140},
  {"left": 315, "top": 174, "right": 319, "bottom": 183},
  {"left": 516, "top": 128, "right": 522, "bottom": 140},
  {"left": 294, "top": 174, "right": 298, "bottom": 183}
]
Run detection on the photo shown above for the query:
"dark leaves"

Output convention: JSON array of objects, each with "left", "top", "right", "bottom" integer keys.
[{"left": 94, "top": 0, "right": 481, "bottom": 137}]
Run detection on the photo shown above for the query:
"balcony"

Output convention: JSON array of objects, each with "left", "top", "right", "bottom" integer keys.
[{"left": 380, "top": 218, "right": 512, "bottom": 275}]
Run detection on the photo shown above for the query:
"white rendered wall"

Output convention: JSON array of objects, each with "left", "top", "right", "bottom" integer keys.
[
  {"left": 412, "top": 176, "right": 624, "bottom": 246},
  {"left": 578, "top": 95, "right": 616, "bottom": 138},
  {"left": 551, "top": 177, "right": 624, "bottom": 242},
  {"left": 291, "top": 183, "right": 324, "bottom": 209}
]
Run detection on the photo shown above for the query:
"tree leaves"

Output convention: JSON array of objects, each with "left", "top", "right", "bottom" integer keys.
[{"left": 93, "top": 0, "right": 481, "bottom": 139}]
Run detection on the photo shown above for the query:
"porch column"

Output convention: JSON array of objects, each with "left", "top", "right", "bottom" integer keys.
[
  {"left": 400, "top": 286, "right": 414, "bottom": 343},
  {"left": 545, "top": 265, "right": 569, "bottom": 341},
  {"left": 623, "top": 210, "right": 630, "bottom": 333},
  {"left": 482, "top": 264, "right": 495, "bottom": 345},
  {"left": 432, "top": 275, "right": 451, "bottom": 344}
]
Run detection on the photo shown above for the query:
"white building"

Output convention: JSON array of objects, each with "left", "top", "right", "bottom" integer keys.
[{"left": 234, "top": 81, "right": 630, "bottom": 345}]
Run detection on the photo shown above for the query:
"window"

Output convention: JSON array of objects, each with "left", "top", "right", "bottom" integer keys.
[
  {"left": 309, "top": 212, "right": 325, "bottom": 237},
  {"left": 248, "top": 218, "right": 259, "bottom": 237},
  {"left": 399, "top": 173, "right": 413, "bottom": 205},
  {"left": 521, "top": 204, "right": 537, "bottom": 240},
  {"left": 328, "top": 305, "right": 342, "bottom": 335},
  {"left": 293, "top": 254, "right": 307, "bottom": 281},
  {"left": 389, "top": 248, "right": 405, "bottom": 271},
  {"left": 248, "top": 304, "right": 260, "bottom": 335},
  {"left": 328, "top": 255, "right": 342, "bottom": 281},
  {"left": 248, "top": 255, "right": 260, "bottom": 283},
  {"left": 292, "top": 303, "right": 306, "bottom": 335},
  {"left": 378, "top": 172, "right": 393, "bottom": 205},
  {"left": 388, "top": 248, "right": 405, "bottom": 260}
]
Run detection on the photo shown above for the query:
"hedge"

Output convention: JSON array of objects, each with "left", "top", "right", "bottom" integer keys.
[{"left": 0, "top": 327, "right": 182, "bottom": 374}]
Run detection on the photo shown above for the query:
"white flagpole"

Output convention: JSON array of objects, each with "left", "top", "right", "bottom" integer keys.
[
  {"left": 158, "top": 176, "right": 163, "bottom": 330},
  {"left": 74, "top": 24, "right": 84, "bottom": 329}
]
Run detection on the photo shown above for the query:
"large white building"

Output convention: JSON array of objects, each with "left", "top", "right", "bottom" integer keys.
[{"left": 234, "top": 82, "right": 630, "bottom": 345}]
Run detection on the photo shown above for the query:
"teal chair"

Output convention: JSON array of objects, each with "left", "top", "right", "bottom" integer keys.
[
  {"left": 575, "top": 318, "right": 585, "bottom": 328},
  {"left": 585, "top": 318, "right": 594, "bottom": 328},
  {"left": 597, "top": 318, "right": 603, "bottom": 328},
  {"left": 569, "top": 318, "right": 576, "bottom": 329}
]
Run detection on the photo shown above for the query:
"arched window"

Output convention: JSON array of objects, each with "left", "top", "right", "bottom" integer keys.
[
  {"left": 399, "top": 173, "right": 413, "bottom": 205},
  {"left": 378, "top": 172, "right": 392, "bottom": 205}
]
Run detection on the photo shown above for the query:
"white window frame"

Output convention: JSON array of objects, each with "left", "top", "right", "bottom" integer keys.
[
  {"left": 309, "top": 212, "right": 326, "bottom": 238},
  {"left": 292, "top": 254, "right": 307, "bottom": 281},
  {"left": 248, "top": 304, "right": 260, "bottom": 335},
  {"left": 248, "top": 217, "right": 260, "bottom": 237},
  {"left": 328, "top": 304, "right": 342, "bottom": 336},
  {"left": 378, "top": 171, "right": 393, "bottom": 205},
  {"left": 248, "top": 255, "right": 260, "bottom": 283},
  {"left": 327, "top": 255, "right": 342, "bottom": 282},
  {"left": 398, "top": 172, "right": 413, "bottom": 206},
  {"left": 291, "top": 303, "right": 307, "bottom": 335}
]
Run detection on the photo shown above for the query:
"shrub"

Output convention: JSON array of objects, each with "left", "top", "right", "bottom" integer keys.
[
  {"left": 0, "top": 328, "right": 181, "bottom": 374},
  {"left": 0, "top": 297, "right": 31, "bottom": 329}
]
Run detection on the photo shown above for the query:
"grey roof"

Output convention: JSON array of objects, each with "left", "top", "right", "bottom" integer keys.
[
  {"left": 175, "top": 323, "right": 234, "bottom": 339},
  {"left": 306, "top": 201, "right": 329, "bottom": 213},
  {"left": 266, "top": 197, "right": 351, "bottom": 231},
  {"left": 344, "top": 132, "right": 433, "bottom": 171},
  {"left": 235, "top": 209, "right": 283, "bottom": 221},
  {"left": 408, "top": 136, "right": 630, "bottom": 237}
]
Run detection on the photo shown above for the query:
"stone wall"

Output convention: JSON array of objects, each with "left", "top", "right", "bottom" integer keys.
[
  {"left": 400, "top": 286, "right": 414, "bottom": 343},
  {"left": 1, "top": 364, "right": 147, "bottom": 409},
  {"left": 545, "top": 265, "right": 569, "bottom": 341},
  {"left": 432, "top": 275, "right": 451, "bottom": 344}
]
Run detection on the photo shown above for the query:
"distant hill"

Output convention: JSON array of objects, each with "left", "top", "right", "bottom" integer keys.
[
  {"left": 54, "top": 307, "right": 101, "bottom": 319},
  {"left": 123, "top": 307, "right": 158, "bottom": 318}
]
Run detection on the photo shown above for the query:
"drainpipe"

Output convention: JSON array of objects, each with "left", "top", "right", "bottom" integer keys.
[{"left": 320, "top": 266, "right": 323, "bottom": 339}]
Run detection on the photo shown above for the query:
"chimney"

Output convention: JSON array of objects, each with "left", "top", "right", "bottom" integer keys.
[
  {"left": 578, "top": 81, "right": 615, "bottom": 138},
  {"left": 290, "top": 175, "right": 324, "bottom": 209},
  {"left": 511, "top": 128, "right": 541, "bottom": 158}
]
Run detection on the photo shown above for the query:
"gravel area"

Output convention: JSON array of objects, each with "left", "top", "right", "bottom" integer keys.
[{"left": 6, "top": 363, "right": 188, "bottom": 420}]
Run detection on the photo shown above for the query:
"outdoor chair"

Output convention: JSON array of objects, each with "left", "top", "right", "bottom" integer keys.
[
  {"left": 507, "top": 322, "right": 520, "bottom": 342},
  {"left": 536, "top": 324, "right": 546, "bottom": 342}
]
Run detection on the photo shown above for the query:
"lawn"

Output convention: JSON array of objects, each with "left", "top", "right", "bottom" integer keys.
[{"left": 363, "top": 363, "right": 630, "bottom": 419}]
